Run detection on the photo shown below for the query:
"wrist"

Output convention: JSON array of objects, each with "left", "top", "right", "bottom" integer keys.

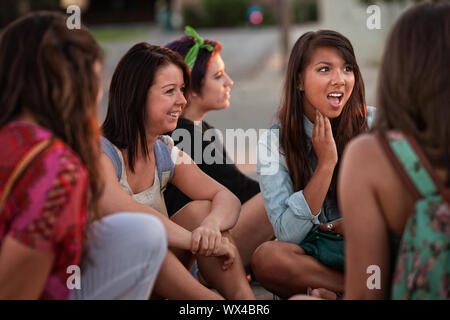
[
  {"left": 201, "top": 215, "right": 221, "bottom": 230},
  {"left": 316, "top": 161, "right": 336, "bottom": 173}
]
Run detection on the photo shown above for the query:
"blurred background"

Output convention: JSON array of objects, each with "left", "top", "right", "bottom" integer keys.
[{"left": 1, "top": 0, "right": 425, "bottom": 177}]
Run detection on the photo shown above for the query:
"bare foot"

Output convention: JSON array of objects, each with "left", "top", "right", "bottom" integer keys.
[{"left": 310, "top": 288, "right": 338, "bottom": 300}]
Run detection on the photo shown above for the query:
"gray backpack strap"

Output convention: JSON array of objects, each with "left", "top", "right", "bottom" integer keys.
[
  {"left": 101, "top": 137, "right": 122, "bottom": 181},
  {"left": 154, "top": 138, "right": 175, "bottom": 188}
]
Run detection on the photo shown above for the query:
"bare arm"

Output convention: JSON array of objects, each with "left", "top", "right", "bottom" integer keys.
[
  {"left": 338, "top": 135, "right": 391, "bottom": 299},
  {"left": 0, "top": 237, "right": 54, "bottom": 299},
  {"left": 171, "top": 150, "right": 241, "bottom": 232},
  {"left": 171, "top": 150, "right": 241, "bottom": 256}
]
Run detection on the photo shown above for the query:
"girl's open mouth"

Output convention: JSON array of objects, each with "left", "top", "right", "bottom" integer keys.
[{"left": 327, "top": 92, "right": 343, "bottom": 108}]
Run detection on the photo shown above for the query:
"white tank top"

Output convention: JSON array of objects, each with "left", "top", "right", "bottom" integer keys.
[{"left": 114, "top": 135, "right": 180, "bottom": 216}]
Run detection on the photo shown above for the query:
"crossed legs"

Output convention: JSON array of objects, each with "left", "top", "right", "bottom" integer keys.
[
  {"left": 251, "top": 240, "right": 344, "bottom": 299},
  {"left": 153, "top": 200, "right": 255, "bottom": 300}
]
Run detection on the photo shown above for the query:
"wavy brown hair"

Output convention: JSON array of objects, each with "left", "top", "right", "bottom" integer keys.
[
  {"left": 372, "top": 2, "right": 450, "bottom": 186},
  {"left": 102, "top": 43, "right": 190, "bottom": 173},
  {"left": 0, "top": 11, "right": 104, "bottom": 222},
  {"left": 278, "top": 30, "right": 368, "bottom": 199}
]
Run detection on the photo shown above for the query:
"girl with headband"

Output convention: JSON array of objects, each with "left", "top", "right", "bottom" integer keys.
[
  {"left": 164, "top": 26, "right": 275, "bottom": 279},
  {"left": 100, "top": 42, "right": 255, "bottom": 299},
  {"left": 252, "top": 30, "right": 375, "bottom": 299}
]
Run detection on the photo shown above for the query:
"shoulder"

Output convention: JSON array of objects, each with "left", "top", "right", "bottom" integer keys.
[
  {"left": 2, "top": 122, "right": 85, "bottom": 178},
  {"left": 259, "top": 124, "right": 281, "bottom": 140},
  {"left": 159, "top": 135, "right": 175, "bottom": 151},
  {"left": 26, "top": 139, "right": 87, "bottom": 196},
  {"left": 158, "top": 135, "right": 182, "bottom": 167},
  {"left": 258, "top": 124, "right": 282, "bottom": 154},
  {"left": 341, "top": 133, "right": 388, "bottom": 184},
  {"left": 343, "top": 133, "right": 381, "bottom": 164}
]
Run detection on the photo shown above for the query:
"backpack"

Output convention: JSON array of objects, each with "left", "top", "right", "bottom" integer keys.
[
  {"left": 101, "top": 136, "right": 175, "bottom": 217},
  {"left": 378, "top": 131, "right": 450, "bottom": 300}
]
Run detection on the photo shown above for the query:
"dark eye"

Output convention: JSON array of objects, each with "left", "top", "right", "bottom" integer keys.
[
  {"left": 165, "top": 88, "right": 174, "bottom": 94},
  {"left": 344, "top": 66, "right": 353, "bottom": 72},
  {"left": 180, "top": 87, "right": 186, "bottom": 93},
  {"left": 318, "top": 66, "right": 329, "bottom": 72}
]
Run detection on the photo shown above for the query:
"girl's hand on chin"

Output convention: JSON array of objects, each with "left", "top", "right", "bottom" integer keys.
[{"left": 312, "top": 109, "right": 338, "bottom": 169}]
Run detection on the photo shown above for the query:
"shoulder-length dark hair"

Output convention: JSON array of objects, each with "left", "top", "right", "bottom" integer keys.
[
  {"left": 278, "top": 30, "right": 367, "bottom": 198},
  {"left": 165, "top": 35, "right": 221, "bottom": 95},
  {"left": 102, "top": 43, "right": 190, "bottom": 172},
  {"left": 0, "top": 11, "right": 104, "bottom": 222},
  {"left": 372, "top": 2, "right": 450, "bottom": 185}
]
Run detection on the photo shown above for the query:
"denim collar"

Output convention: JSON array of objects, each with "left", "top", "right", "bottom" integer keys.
[{"left": 303, "top": 115, "right": 314, "bottom": 140}]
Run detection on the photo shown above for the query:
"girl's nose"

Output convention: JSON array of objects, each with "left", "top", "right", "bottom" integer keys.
[
  {"left": 331, "top": 70, "right": 345, "bottom": 86},
  {"left": 224, "top": 72, "right": 234, "bottom": 87},
  {"left": 177, "top": 90, "right": 187, "bottom": 105}
]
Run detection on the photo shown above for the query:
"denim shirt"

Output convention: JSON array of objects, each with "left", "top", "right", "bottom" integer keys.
[{"left": 256, "top": 107, "right": 376, "bottom": 244}]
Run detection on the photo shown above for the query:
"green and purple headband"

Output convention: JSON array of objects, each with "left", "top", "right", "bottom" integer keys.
[{"left": 183, "top": 26, "right": 214, "bottom": 71}]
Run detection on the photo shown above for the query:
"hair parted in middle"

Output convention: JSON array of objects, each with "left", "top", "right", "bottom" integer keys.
[
  {"left": 102, "top": 43, "right": 190, "bottom": 173},
  {"left": 278, "top": 30, "right": 368, "bottom": 200},
  {"left": 165, "top": 35, "right": 222, "bottom": 95}
]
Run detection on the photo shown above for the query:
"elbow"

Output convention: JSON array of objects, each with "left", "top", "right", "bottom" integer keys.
[
  {"left": 272, "top": 224, "right": 298, "bottom": 244},
  {"left": 221, "top": 188, "right": 241, "bottom": 211},
  {"left": 215, "top": 188, "right": 241, "bottom": 226},
  {"left": 229, "top": 191, "right": 241, "bottom": 221},
  {"left": 275, "top": 232, "right": 296, "bottom": 244}
]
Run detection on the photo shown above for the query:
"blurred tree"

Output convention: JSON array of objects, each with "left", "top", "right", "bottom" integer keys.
[
  {"left": 0, "top": 0, "right": 61, "bottom": 27},
  {"left": 182, "top": 0, "right": 287, "bottom": 28}
]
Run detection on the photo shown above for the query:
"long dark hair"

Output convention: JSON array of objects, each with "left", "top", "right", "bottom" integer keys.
[
  {"left": 373, "top": 2, "right": 450, "bottom": 186},
  {"left": 278, "top": 30, "right": 367, "bottom": 199},
  {"left": 0, "top": 11, "right": 104, "bottom": 222},
  {"left": 165, "top": 35, "right": 221, "bottom": 95},
  {"left": 102, "top": 43, "right": 190, "bottom": 172}
]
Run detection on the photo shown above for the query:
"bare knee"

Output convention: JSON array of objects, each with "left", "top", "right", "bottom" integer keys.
[
  {"left": 171, "top": 200, "right": 212, "bottom": 230},
  {"left": 251, "top": 241, "right": 305, "bottom": 283},
  {"left": 251, "top": 241, "right": 281, "bottom": 282}
]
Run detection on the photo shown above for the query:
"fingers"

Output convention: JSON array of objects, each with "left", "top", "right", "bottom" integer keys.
[
  {"left": 314, "top": 109, "right": 326, "bottom": 138},
  {"left": 221, "top": 241, "right": 235, "bottom": 271},
  {"left": 191, "top": 231, "right": 201, "bottom": 255},
  {"left": 314, "top": 110, "right": 320, "bottom": 138},
  {"left": 206, "top": 232, "right": 221, "bottom": 256},
  {"left": 318, "top": 111, "right": 325, "bottom": 138},
  {"left": 324, "top": 115, "right": 333, "bottom": 139},
  {"left": 199, "top": 236, "right": 209, "bottom": 256},
  {"left": 192, "top": 227, "right": 223, "bottom": 256}
]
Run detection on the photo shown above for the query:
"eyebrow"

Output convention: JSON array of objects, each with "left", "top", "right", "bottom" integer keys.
[
  {"left": 161, "top": 83, "right": 176, "bottom": 89},
  {"left": 315, "top": 61, "right": 332, "bottom": 66}
]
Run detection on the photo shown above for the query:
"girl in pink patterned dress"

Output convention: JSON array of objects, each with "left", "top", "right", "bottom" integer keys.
[
  {"left": 0, "top": 11, "right": 104, "bottom": 299},
  {"left": 0, "top": 12, "right": 167, "bottom": 300}
]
